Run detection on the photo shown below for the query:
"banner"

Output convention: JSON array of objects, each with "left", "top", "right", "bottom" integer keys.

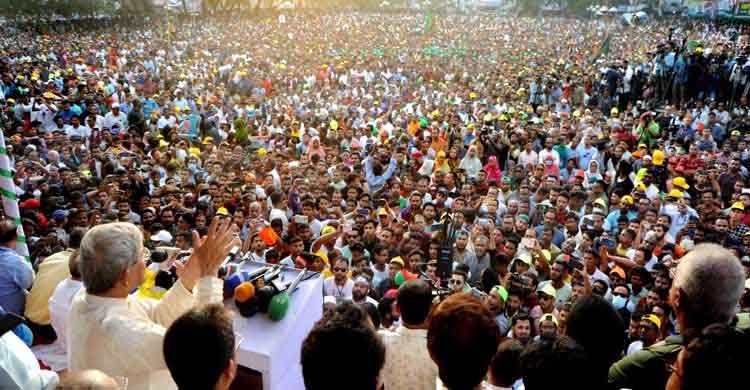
[{"left": 0, "top": 130, "right": 29, "bottom": 262}]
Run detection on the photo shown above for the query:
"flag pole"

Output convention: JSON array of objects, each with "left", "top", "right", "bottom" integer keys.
[{"left": 0, "top": 130, "right": 30, "bottom": 262}]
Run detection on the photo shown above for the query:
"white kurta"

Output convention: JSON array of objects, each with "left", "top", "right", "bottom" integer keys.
[
  {"left": 0, "top": 331, "right": 58, "bottom": 389},
  {"left": 32, "top": 278, "right": 83, "bottom": 371},
  {"left": 67, "top": 277, "right": 223, "bottom": 390}
]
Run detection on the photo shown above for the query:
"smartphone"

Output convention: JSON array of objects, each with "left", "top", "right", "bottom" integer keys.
[
  {"left": 521, "top": 237, "right": 536, "bottom": 249},
  {"left": 570, "top": 260, "right": 584, "bottom": 271}
]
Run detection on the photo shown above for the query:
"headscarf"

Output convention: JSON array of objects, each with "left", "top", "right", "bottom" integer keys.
[{"left": 483, "top": 155, "right": 502, "bottom": 183}]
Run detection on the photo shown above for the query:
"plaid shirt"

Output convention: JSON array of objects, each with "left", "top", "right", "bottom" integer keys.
[{"left": 728, "top": 224, "right": 749, "bottom": 246}]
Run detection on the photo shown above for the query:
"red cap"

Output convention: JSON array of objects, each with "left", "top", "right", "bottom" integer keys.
[{"left": 20, "top": 199, "right": 40, "bottom": 209}]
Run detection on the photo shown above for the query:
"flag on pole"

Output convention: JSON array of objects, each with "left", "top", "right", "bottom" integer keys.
[
  {"left": 591, "top": 35, "right": 611, "bottom": 63},
  {"left": 0, "top": 130, "right": 30, "bottom": 262},
  {"left": 423, "top": 10, "right": 435, "bottom": 34}
]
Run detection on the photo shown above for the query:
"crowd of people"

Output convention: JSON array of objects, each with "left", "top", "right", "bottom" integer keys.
[{"left": 1, "top": 8, "right": 750, "bottom": 390}]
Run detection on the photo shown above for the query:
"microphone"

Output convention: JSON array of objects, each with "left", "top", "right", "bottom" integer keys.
[
  {"left": 268, "top": 269, "right": 310, "bottom": 322},
  {"left": 234, "top": 265, "right": 284, "bottom": 317}
]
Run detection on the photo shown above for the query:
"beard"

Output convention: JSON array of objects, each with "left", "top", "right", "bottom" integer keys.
[{"left": 352, "top": 289, "right": 366, "bottom": 302}]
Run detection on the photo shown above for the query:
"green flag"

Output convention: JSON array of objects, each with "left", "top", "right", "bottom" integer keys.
[
  {"left": 591, "top": 35, "right": 611, "bottom": 63},
  {"left": 423, "top": 10, "right": 435, "bottom": 34}
]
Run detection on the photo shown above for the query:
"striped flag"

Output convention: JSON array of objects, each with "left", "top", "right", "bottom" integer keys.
[{"left": 0, "top": 130, "right": 30, "bottom": 262}]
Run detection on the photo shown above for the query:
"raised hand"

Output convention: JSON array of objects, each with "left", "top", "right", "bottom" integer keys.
[{"left": 178, "top": 217, "right": 235, "bottom": 290}]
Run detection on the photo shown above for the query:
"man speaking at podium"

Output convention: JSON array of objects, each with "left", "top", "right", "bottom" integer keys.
[{"left": 68, "top": 218, "right": 235, "bottom": 390}]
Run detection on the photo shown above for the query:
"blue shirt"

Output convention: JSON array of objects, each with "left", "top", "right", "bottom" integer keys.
[{"left": 0, "top": 247, "right": 33, "bottom": 315}]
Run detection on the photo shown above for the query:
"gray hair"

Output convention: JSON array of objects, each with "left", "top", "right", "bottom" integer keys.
[
  {"left": 474, "top": 235, "right": 489, "bottom": 246},
  {"left": 673, "top": 244, "right": 745, "bottom": 325},
  {"left": 79, "top": 222, "right": 143, "bottom": 294}
]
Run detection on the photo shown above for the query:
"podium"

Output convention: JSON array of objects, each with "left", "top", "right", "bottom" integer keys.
[{"left": 227, "top": 262, "right": 323, "bottom": 390}]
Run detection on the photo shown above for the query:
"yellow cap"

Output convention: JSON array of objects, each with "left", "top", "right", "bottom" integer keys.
[
  {"left": 731, "top": 202, "right": 745, "bottom": 211},
  {"left": 216, "top": 207, "right": 229, "bottom": 216},
  {"left": 672, "top": 177, "right": 689, "bottom": 190},
  {"left": 643, "top": 314, "right": 662, "bottom": 330},
  {"left": 667, "top": 189, "right": 684, "bottom": 199},
  {"left": 652, "top": 150, "right": 665, "bottom": 166}
]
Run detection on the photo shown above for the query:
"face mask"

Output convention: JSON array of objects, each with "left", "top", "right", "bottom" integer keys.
[
  {"left": 188, "top": 163, "right": 197, "bottom": 170},
  {"left": 612, "top": 295, "right": 628, "bottom": 310}
]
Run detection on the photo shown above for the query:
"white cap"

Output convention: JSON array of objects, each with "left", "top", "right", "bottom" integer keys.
[
  {"left": 150, "top": 230, "right": 173, "bottom": 243},
  {"left": 111, "top": 102, "right": 120, "bottom": 109}
]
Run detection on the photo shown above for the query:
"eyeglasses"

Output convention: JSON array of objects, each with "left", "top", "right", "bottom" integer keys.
[
  {"left": 539, "top": 294, "right": 553, "bottom": 301},
  {"left": 333, "top": 267, "right": 347, "bottom": 272},
  {"left": 612, "top": 292, "right": 628, "bottom": 298},
  {"left": 450, "top": 279, "right": 463, "bottom": 285}
]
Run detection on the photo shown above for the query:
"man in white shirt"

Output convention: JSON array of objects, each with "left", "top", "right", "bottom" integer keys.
[
  {"left": 32, "top": 248, "right": 83, "bottom": 372},
  {"left": 268, "top": 191, "right": 289, "bottom": 231},
  {"left": 68, "top": 219, "right": 234, "bottom": 390},
  {"left": 322, "top": 258, "right": 354, "bottom": 298},
  {"left": 379, "top": 280, "right": 438, "bottom": 390},
  {"left": 64, "top": 115, "right": 91, "bottom": 139},
  {"left": 101, "top": 103, "right": 128, "bottom": 134},
  {"left": 351, "top": 276, "right": 378, "bottom": 306},
  {"left": 0, "top": 312, "right": 59, "bottom": 389}
]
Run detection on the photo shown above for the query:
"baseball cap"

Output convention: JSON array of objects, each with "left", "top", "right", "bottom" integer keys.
[
  {"left": 216, "top": 207, "right": 230, "bottom": 216},
  {"left": 609, "top": 267, "right": 626, "bottom": 279},
  {"left": 537, "top": 284, "right": 557, "bottom": 299},
  {"left": 643, "top": 314, "right": 662, "bottom": 330},
  {"left": 515, "top": 253, "right": 532, "bottom": 265},
  {"left": 732, "top": 202, "right": 745, "bottom": 211},
  {"left": 672, "top": 177, "right": 689, "bottom": 190},
  {"left": 390, "top": 257, "right": 405, "bottom": 267},
  {"left": 539, "top": 313, "right": 559, "bottom": 327},
  {"left": 490, "top": 285, "right": 508, "bottom": 302},
  {"left": 667, "top": 189, "right": 684, "bottom": 199},
  {"left": 150, "top": 230, "right": 173, "bottom": 243},
  {"left": 621, "top": 195, "right": 634, "bottom": 206},
  {"left": 52, "top": 209, "right": 69, "bottom": 222}
]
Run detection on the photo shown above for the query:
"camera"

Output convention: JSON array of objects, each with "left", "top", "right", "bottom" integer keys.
[
  {"left": 510, "top": 272, "right": 533, "bottom": 292},
  {"left": 594, "top": 237, "right": 616, "bottom": 253}
]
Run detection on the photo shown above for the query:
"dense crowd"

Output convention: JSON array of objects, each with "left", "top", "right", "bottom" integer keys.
[{"left": 1, "top": 10, "right": 750, "bottom": 390}]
